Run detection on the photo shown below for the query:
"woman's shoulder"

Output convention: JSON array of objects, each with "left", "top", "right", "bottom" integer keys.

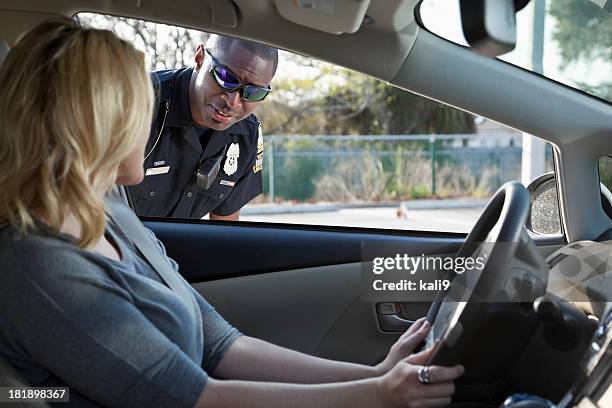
[
  {"left": 0, "top": 225, "right": 109, "bottom": 286},
  {"left": 0, "top": 224, "right": 135, "bottom": 328},
  {"left": 0, "top": 224, "right": 70, "bottom": 257}
]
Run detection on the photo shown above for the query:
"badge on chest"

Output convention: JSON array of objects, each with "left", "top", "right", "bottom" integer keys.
[{"left": 223, "top": 143, "right": 240, "bottom": 176}]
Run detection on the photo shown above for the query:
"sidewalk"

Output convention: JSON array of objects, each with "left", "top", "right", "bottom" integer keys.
[
  {"left": 242, "top": 198, "right": 488, "bottom": 216},
  {"left": 399, "top": 198, "right": 488, "bottom": 211},
  {"left": 241, "top": 203, "right": 340, "bottom": 215}
]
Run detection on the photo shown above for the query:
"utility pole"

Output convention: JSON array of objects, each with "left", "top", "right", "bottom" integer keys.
[
  {"left": 269, "top": 137, "right": 275, "bottom": 203},
  {"left": 521, "top": 0, "right": 547, "bottom": 186}
]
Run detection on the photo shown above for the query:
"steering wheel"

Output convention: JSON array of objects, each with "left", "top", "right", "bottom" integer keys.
[{"left": 423, "top": 181, "right": 549, "bottom": 376}]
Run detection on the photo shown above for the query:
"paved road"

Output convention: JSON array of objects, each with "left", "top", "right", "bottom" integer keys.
[{"left": 241, "top": 206, "right": 483, "bottom": 233}]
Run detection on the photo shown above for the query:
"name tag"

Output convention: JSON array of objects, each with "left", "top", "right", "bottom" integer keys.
[
  {"left": 220, "top": 180, "right": 235, "bottom": 187},
  {"left": 145, "top": 166, "right": 170, "bottom": 176}
]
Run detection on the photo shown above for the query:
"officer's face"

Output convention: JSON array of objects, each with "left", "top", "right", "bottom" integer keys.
[{"left": 190, "top": 43, "right": 275, "bottom": 131}]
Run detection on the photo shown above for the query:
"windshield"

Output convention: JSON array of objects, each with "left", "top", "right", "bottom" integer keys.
[{"left": 419, "top": 0, "right": 612, "bottom": 104}]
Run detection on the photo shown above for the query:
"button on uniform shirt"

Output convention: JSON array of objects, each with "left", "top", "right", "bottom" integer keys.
[{"left": 129, "top": 68, "right": 264, "bottom": 219}]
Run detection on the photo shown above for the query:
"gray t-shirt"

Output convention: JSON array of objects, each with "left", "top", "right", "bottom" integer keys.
[{"left": 0, "top": 218, "right": 241, "bottom": 407}]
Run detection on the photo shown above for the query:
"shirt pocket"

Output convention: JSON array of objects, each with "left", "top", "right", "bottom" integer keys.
[
  {"left": 134, "top": 173, "right": 174, "bottom": 200},
  {"left": 132, "top": 169, "right": 190, "bottom": 216},
  {"left": 197, "top": 176, "right": 235, "bottom": 204}
]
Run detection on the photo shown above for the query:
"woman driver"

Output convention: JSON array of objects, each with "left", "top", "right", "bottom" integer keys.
[{"left": 0, "top": 18, "right": 463, "bottom": 407}]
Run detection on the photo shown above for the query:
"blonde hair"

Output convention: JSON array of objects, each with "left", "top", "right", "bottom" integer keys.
[{"left": 0, "top": 18, "right": 154, "bottom": 247}]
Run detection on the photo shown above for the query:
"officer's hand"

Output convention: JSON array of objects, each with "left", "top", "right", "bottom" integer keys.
[{"left": 375, "top": 317, "right": 430, "bottom": 376}]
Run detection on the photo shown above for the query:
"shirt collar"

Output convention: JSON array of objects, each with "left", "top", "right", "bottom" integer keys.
[{"left": 165, "top": 67, "right": 201, "bottom": 128}]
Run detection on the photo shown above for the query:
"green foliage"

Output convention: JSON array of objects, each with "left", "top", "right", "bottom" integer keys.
[
  {"left": 380, "top": 86, "right": 475, "bottom": 135},
  {"left": 269, "top": 140, "right": 325, "bottom": 202},
  {"left": 308, "top": 145, "right": 514, "bottom": 203},
  {"left": 258, "top": 54, "right": 475, "bottom": 136},
  {"left": 549, "top": 0, "right": 612, "bottom": 100},
  {"left": 573, "top": 81, "right": 612, "bottom": 102},
  {"left": 599, "top": 156, "right": 612, "bottom": 192},
  {"left": 549, "top": 0, "right": 612, "bottom": 64},
  {"left": 408, "top": 185, "right": 431, "bottom": 199}
]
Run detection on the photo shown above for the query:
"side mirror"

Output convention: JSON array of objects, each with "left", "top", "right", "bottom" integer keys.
[
  {"left": 459, "top": 0, "right": 531, "bottom": 57},
  {"left": 526, "top": 171, "right": 612, "bottom": 235},
  {"left": 526, "top": 172, "right": 562, "bottom": 235}
]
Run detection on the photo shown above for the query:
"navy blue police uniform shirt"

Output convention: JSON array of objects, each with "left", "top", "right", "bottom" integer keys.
[{"left": 128, "top": 68, "right": 264, "bottom": 218}]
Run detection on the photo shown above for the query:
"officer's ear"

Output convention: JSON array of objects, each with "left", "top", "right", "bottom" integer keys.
[{"left": 194, "top": 44, "right": 205, "bottom": 71}]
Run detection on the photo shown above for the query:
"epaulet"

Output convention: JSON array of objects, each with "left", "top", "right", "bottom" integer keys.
[
  {"left": 240, "top": 114, "right": 260, "bottom": 141},
  {"left": 151, "top": 69, "right": 184, "bottom": 104},
  {"left": 243, "top": 114, "right": 260, "bottom": 131},
  {"left": 152, "top": 69, "right": 177, "bottom": 85}
]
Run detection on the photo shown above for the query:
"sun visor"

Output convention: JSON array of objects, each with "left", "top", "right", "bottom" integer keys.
[{"left": 274, "top": 0, "right": 371, "bottom": 34}]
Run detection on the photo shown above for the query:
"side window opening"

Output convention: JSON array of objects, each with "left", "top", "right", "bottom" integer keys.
[{"left": 78, "top": 12, "right": 557, "bottom": 233}]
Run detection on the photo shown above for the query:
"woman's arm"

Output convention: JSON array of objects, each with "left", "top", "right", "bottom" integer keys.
[
  {"left": 197, "top": 377, "right": 379, "bottom": 408},
  {"left": 214, "top": 335, "right": 378, "bottom": 383},
  {"left": 197, "top": 357, "right": 463, "bottom": 408},
  {"left": 213, "top": 318, "right": 431, "bottom": 384}
]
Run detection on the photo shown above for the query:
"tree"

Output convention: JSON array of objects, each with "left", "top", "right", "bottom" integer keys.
[
  {"left": 549, "top": 0, "right": 612, "bottom": 100},
  {"left": 258, "top": 56, "right": 475, "bottom": 136},
  {"left": 76, "top": 13, "right": 208, "bottom": 70}
]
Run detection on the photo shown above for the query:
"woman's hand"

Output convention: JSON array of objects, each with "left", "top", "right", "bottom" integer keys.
[
  {"left": 375, "top": 317, "right": 431, "bottom": 376},
  {"left": 375, "top": 346, "right": 464, "bottom": 408}
]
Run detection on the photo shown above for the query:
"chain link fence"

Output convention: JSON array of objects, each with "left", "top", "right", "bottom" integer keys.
[{"left": 258, "top": 133, "right": 553, "bottom": 203}]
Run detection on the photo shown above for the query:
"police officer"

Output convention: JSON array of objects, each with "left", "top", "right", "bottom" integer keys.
[{"left": 128, "top": 34, "right": 277, "bottom": 221}]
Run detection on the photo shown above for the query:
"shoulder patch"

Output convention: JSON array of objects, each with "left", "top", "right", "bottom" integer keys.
[
  {"left": 257, "top": 124, "right": 264, "bottom": 154},
  {"left": 253, "top": 124, "right": 263, "bottom": 173}
]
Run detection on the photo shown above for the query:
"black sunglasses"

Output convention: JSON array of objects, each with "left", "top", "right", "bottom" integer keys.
[{"left": 206, "top": 49, "right": 271, "bottom": 102}]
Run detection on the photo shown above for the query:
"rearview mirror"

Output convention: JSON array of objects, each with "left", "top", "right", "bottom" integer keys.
[{"left": 460, "top": 0, "right": 531, "bottom": 57}]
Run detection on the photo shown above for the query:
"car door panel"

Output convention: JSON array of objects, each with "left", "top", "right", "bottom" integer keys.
[
  {"left": 194, "top": 262, "right": 431, "bottom": 365},
  {"left": 194, "top": 263, "right": 362, "bottom": 357},
  {"left": 144, "top": 220, "right": 564, "bottom": 364}
]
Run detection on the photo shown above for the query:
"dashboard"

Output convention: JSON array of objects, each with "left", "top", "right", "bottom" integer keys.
[{"left": 546, "top": 240, "right": 612, "bottom": 312}]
